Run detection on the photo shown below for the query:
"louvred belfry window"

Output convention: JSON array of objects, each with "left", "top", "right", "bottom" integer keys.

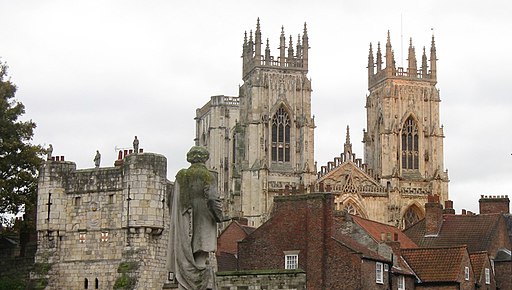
[
  {"left": 401, "top": 116, "right": 419, "bottom": 170},
  {"left": 271, "top": 107, "right": 291, "bottom": 162}
]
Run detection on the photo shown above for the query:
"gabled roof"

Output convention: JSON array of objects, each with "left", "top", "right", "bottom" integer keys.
[
  {"left": 318, "top": 160, "right": 380, "bottom": 187},
  {"left": 217, "top": 252, "right": 238, "bottom": 272},
  {"left": 404, "top": 213, "right": 504, "bottom": 253},
  {"left": 351, "top": 215, "right": 417, "bottom": 249},
  {"left": 331, "top": 234, "right": 390, "bottom": 263},
  {"left": 469, "top": 251, "right": 489, "bottom": 283},
  {"left": 401, "top": 246, "right": 469, "bottom": 283}
]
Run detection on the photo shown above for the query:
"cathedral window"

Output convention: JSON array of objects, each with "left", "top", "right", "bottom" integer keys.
[
  {"left": 401, "top": 117, "right": 419, "bottom": 170},
  {"left": 403, "top": 206, "right": 421, "bottom": 229},
  {"left": 271, "top": 107, "right": 291, "bottom": 162}
]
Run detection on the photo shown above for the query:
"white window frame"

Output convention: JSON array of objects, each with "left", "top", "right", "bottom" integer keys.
[
  {"left": 485, "top": 268, "right": 490, "bottom": 284},
  {"left": 285, "top": 254, "right": 298, "bottom": 269},
  {"left": 284, "top": 250, "right": 300, "bottom": 270},
  {"left": 464, "top": 266, "right": 470, "bottom": 281},
  {"left": 376, "top": 262, "right": 384, "bottom": 284},
  {"left": 397, "top": 275, "right": 405, "bottom": 290}
]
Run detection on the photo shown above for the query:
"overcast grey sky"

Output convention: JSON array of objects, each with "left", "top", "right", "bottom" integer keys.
[{"left": 1, "top": 0, "right": 511, "bottom": 213}]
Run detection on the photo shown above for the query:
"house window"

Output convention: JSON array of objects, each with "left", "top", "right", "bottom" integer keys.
[
  {"left": 485, "top": 268, "right": 490, "bottom": 284},
  {"left": 398, "top": 275, "right": 405, "bottom": 290},
  {"left": 284, "top": 251, "right": 299, "bottom": 269},
  {"left": 376, "top": 262, "right": 384, "bottom": 284},
  {"left": 464, "top": 266, "right": 470, "bottom": 281},
  {"left": 401, "top": 116, "right": 419, "bottom": 170},
  {"left": 271, "top": 106, "right": 291, "bottom": 162}
]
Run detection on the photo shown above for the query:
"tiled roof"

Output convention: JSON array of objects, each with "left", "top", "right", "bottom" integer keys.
[
  {"left": 503, "top": 214, "right": 512, "bottom": 244},
  {"left": 404, "top": 213, "right": 503, "bottom": 253},
  {"left": 331, "top": 234, "right": 390, "bottom": 263},
  {"left": 401, "top": 246, "right": 468, "bottom": 282},
  {"left": 351, "top": 215, "right": 418, "bottom": 249},
  {"left": 217, "top": 252, "right": 238, "bottom": 272},
  {"left": 469, "top": 251, "right": 488, "bottom": 283}
]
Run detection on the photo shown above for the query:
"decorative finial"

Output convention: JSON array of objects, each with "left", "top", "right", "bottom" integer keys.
[
  {"left": 266, "top": 38, "right": 270, "bottom": 49},
  {"left": 256, "top": 17, "right": 260, "bottom": 29},
  {"left": 345, "top": 125, "right": 351, "bottom": 144},
  {"left": 409, "top": 37, "right": 413, "bottom": 47},
  {"left": 303, "top": 22, "right": 308, "bottom": 35}
]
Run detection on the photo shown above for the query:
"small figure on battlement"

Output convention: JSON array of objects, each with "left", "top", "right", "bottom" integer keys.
[
  {"left": 46, "top": 144, "right": 53, "bottom": 160},
  {"left": 94, "top": 150, "right": 101, "bottom": 168},
  {"left": 170, "top": 146, "right": 229, "bottom": 290},
  {"left": 133, "top": 136, "right": 139, "bottom": 154}
]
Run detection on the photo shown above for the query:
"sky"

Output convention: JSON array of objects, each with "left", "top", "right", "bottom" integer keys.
[{"left": 1, "top": 0, "right": 511, "bottom": 214}]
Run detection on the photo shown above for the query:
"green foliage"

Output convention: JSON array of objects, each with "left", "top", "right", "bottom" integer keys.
[
  {"left": 33, "top": 262, "right": 52, "bottom": 275},
  {"left": 0, "top": 274, "right": 26, "bottom": 290},
  {"left": 117, "top": 261, "right": 139, "bottom": 273},
  {"left": 113, "top": 274, "right": 133, "bottom": 290},
  {"left": 0, "top": 61, "right": 44, "bottom": 217}
]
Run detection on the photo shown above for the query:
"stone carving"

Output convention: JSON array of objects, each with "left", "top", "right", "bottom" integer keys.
[
  {"left": 46, "top": 144, "right": 53, "bottom": 160},
  {"left": 94, "top": 150, "right": 101, "bottom": 168},
  {"left": 170, "top": 146, "right": 228, "bottom": 290},
  {"left": 133, "top": 136, "right": 139, "bottom": 154}
]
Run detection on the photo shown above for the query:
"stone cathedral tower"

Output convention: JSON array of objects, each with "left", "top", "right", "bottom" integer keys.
[
  {"left": 236, "top": 19, "right": 316, "bottom": 226},
  {"left": 364, "top": 32, "right": 449, "bottom": 222},
  {"left": 317, "top": 31, "right": 449, "bottom": 228},
  {"left": 195, "top": 19, "right": 315, "bottom": 227}
]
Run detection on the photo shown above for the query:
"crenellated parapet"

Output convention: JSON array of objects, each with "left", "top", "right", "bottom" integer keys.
[
  {"left": 368, "top": 31, "right": 437, "bottom": 88},
  {"left": 242, "top": 18, "right": 309, "bottom": 79}
]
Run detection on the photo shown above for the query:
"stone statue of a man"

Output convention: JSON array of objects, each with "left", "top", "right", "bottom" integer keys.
[
  {"left": 46, "top": 144, "right": 53, "bottom": 160},
  {"left": 170, "top": 146, "right": 227, "bottom": 290},
  {"left": 94, "top": 150, "right": 101, "bottom": 168}
]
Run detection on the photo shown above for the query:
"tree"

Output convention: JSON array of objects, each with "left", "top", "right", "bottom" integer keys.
[{"left": 0, "top": 61, "right": 44, "bottom": 221}]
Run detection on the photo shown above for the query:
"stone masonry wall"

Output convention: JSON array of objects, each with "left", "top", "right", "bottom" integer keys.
[
  {"left": 216, "top": 270, "right": 306, "bottom": 290},
  {"left": 33, "top": 153, "right": 170, "bottom": 289}
]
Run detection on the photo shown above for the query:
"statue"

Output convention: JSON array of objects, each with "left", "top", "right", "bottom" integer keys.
[
  {"left": 46, "top": 144, "right": 53, "bottom": 160},
  {"left": 133, "top": 136, "right": 139, "bottom": 154},
  {"left": 170, "top": 146, "right": 228, "bottom": 290},
  {"left": 94, "top": 150, "right": 101, "bottom": 168}
]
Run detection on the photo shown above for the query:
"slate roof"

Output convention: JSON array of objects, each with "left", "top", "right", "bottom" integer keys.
[
  {"left": 351, "top": 215, "right": 418, "bottom": 249},
  {"left": 469, "top": 251, "right": 488, "bottom": 283},
  {"left": 401, "top": 246, "right": 469, "bottom": 283},
  {"left": 217, "top": 252, "right": 238, "bottom": 272},
  {"left": 404, "top": 213, "right": 503, "bottom": 253},
  {"left": 331, "top": 234, "right": 390, "bottom": 263},
  {"left": 503, "top": 214, "right": 512, "bottom": 244}
]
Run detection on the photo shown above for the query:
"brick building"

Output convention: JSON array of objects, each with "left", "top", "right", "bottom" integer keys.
[{"left": 230, "top": 192, "right": 420, "bottom": 290}]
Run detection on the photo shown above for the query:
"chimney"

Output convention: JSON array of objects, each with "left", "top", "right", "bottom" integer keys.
[
  {"left": 425, "top": 194, "right": 443, "bottom": 236},
  {"left": 462, "top": 209, "right": 466, "bottom": 215},
  {"left": 443, "top": 200, "right": 455, "bottom": 214},
  {"left": 479, "top": 195, "right": 510, "bottom": 214}
]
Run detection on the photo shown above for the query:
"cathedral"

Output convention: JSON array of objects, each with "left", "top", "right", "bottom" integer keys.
[{"left": 195, "top": 20, "right": 449, "bottom": 228}]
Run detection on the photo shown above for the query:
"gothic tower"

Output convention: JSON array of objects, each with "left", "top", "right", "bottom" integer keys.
[
  {"left": 235, "top": 19, "right": 316, "bottom": 226},
  {"left": 364, "top": 32, "right": 449, "bottom": 227}
]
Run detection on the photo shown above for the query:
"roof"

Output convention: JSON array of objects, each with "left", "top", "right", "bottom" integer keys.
[
  {"left": 401, "top": 246, "right": 469, "bottom": 283},
  {"left": 217, "top": 252, "right": 238, "bottom": 272},
  {"left": 404, "top": 213, "right": 504, "bottom": 253},
  {"left": 503, "top": 214, "right": 512, "bottom": 244},
  {"left": 351, "top": 215, "right": 417, "bottom": 249},
  {"left": 469, "top": 251, "right": 488, "bottom": 283},
  {"left": 331, "top": 234, "right": 390, "bottom": 263}
]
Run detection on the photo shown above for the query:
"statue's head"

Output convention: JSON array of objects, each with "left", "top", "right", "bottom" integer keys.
[{"left": 186, "top": 146, "right": 209, "bottom": 164}]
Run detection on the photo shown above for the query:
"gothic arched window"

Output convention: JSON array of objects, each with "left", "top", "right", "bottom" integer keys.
[
  {"left": 271, "top": 106, "right": 291, "bottom": 162},
  {"left": 403, "top": 206, "right": 421, "bottom": 229},
  {"left": 401, "top": 116, "right": 419, "bottom": 170}
]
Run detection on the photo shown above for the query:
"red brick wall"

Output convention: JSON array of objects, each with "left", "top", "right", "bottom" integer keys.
[
  {"left": 487, "top": 216, "right": 512, "bottom": 259},
  {"left": 238, "top": 193, "right": 333, "bottom": 290},
  {"left": 494, "top": 260, "right": 511, "bottom": 290},
  {"left": 479, "top": 197, "right": 510, "bottom": 214},
  {"left": 359, "top": 259, "right": 389, "bottom": 290},
  {"left": 217, "top": 222, "right": 248, "bottom": 254},
  {"left": 325, "top": 241, "right": 361, "bottom": 289}
]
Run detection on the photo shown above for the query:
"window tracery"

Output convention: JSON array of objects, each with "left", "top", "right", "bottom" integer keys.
[
  {"left": 401, "top": 116, "right": 419, "bottom": 170},
  {"left": 271, "top": 106, "right": 291, "bottom": 162}
]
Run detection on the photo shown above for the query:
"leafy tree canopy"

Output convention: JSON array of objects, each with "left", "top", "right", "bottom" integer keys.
[{"left": 0, "top": 61, "right": 44, "bottom": 219}]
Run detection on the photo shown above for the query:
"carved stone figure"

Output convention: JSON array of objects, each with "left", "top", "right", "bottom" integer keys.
[
  {"left": 133, "top": 136, "right": 139, "bottom": 154},
  {"left": 170, "top": 146, "right": 227, "bottom": 290},
  {"left": 47, "top": 144, "right": 53, "bottom": 160},
  {"left": 94, "top": 150, "right": 101, "bottom": 168}
]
